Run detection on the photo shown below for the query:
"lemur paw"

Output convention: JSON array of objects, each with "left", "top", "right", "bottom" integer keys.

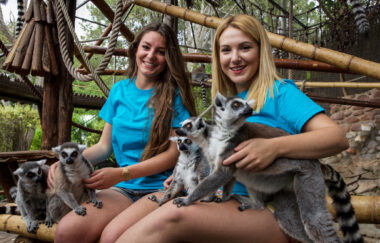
[
  {"left": 74, "top": 206, "right": 87, "bottom": 216},
  {"left": 173, "top": 197, "right": 189, "bottom": 207},
  {"left": 148, "top": 195, "right": 158, "bottom": 202},
  {"left": 45, "top": 218, "right": 54, "bottom": 228},
  {"left": 26, "top": 220, "right": 39, "bottom": 233},
  {"left": 238, "top": 203, "right": 252, "bottom": 211}
]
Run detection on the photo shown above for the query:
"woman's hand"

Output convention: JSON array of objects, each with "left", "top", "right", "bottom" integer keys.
[
  {"left": 83, "top": 167, "right": 123, "bottom": 190},
  {"left": 222, "top": 138, "right": 278, "bottom": 172},
  {"left": 47, "top": 161, "right": 59, "bottom": 188},
  {"left": 163, "top": 175, "right": 173, "bottom": 189}
]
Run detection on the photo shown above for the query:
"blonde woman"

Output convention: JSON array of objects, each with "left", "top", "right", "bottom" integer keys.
[{"left": 111, "top": 15, "right": 348, "bottom": 243}]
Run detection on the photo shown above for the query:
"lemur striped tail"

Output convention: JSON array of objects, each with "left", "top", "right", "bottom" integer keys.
[
  {"left": 350, "top": 0, "right": 370, "bottom": 36},
  {"left": 16, "top": 0, "right": 24, "bottom": 37},
  {"left": 322, "top": 164, "right": 363, "bottom": 243}
]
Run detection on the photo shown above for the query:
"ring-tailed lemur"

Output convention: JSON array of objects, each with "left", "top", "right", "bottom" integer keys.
[
  {"left": 45, "top": 142, "right": 102, "bottom": 227},
  {"left": 16, "top": 0, "right": 24, "bottom": 37},
  {"left": 149, "top": 136, "right": 211, "bottom": 205},
  {"left": 173, "top": 93, "right": 363, "bottom": 243},
  {"left": 12, "top": 159, "right": 49, "bottom": 233},
  {"left": 349, "top": 0, "right": 370, "bottom": 35}
]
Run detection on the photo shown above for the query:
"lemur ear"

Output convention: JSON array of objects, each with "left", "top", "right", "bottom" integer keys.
[
  {"left": 215, "top": 92, "right": 226, "bottom": 107},
  {"left": 52, "top": 145, "right": 61, "bottom": 153},
  {"left": 36, "top": 159, "right": 47, "bottom": 166},
  {"left": 196, "top": 117, "right": 205, "bottom": 129},
  {"left": 247, "top": 99, "right": 256, "bottom": 107},
  {"left": 14, "top": 167, "right": 23, "bottom": 176},
  {"left": 78, "top": 144, "right": 87, "bottom": 153},
  {"left": 169, "top": 136, "right": 178, "bottom": 142}
]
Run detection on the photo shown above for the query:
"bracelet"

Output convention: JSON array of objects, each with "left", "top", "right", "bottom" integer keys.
[{"left": 121, "top": 167, "right": 131, "bottom": 181}]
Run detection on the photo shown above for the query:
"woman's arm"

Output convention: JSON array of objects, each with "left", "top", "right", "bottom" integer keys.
[
  {"left": 47, "top": 122, "right": 113, "bottom": 188},
  {"left": 83, "top": 129, "right": 179, "bottom": 190},
  {"left": 223, "top": 113, "right": 348, "bottom": 172},
  {"left": 82, "top": 122, "right": 113, "bottom": 165}
]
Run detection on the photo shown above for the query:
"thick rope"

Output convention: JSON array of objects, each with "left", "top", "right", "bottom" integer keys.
[{"left": 56, "top": 0, "right": 124, "bottom": 96}]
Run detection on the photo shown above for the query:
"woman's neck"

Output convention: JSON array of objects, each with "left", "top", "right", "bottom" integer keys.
[{"left": 135, "top": 76, "right": 156, "bottom": 90}]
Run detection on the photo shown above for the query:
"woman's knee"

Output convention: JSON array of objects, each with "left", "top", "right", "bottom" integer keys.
[{"left": 55, "top": 215, "right": 93, "bottom": 243}]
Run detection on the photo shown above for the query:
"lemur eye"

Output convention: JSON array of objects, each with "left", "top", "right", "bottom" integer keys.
[
  {"left": 232, "top": 101, "right": 241, "bottom": 110},
  {"left": 61, "top": 152, "right": 67, "bottom": 158},
  {"left": 177, "top": 139, "right": 181, "bottom": 145},
  {"left": 27, "top": 172, "right": 34, "bottom": 178},
  {"left": 185, "top": 139, "right": 192, "bottom": 144},
  {"left": 185, "top": 123, "right": 192, "bottom": 129},
  {"left": 71, "top": 151, "right": 78, "bottom": 157}
]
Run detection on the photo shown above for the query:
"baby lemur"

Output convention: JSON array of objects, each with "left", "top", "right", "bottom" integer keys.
[
  {"left": 45, "top": 142, "right": 102, "bottom": 227},
  {"left": 149, "top": 136, "right": 211, "bottom": 205},
  {"left": 174, "top": 92, "right": 362, "bottom": 243},
  {"left": 12, "top": 159, "right": 49, "bottom": 233}
]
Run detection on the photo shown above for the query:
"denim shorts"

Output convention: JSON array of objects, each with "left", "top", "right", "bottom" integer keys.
[{"left": 111, "top": 187, "right": 159, "bottom": 202}]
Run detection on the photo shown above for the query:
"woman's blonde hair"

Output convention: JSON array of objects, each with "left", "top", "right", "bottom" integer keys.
[
  {"left": 211, "top": 14, "right": 281, "bottom": 111},
  {"left": 126, "top": 22, "right": 196, "bottom": 161}
]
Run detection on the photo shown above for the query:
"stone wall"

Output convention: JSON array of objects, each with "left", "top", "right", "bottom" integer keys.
[{"left": 321, "top": 89, "right": 380, "bottom": 242}]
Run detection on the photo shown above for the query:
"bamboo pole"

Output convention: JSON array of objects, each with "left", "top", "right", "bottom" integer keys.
[
  {"left": 294, "top": 82, "right": 380, "bottom": 88},
  {"left": 133, "top": 0, "right": 380, "bottom": 80},
  {"left": 0, "top": 215, "right": 56, "bottom": 242},
  {"left": 0, "top": 196, "right": 377, "bottom": 243},
  {"left": 81, "top": 45, "right": 352, "bottom": 74},
  {"left": 326, "top": 196, "right": 380, "bottom": 224}
]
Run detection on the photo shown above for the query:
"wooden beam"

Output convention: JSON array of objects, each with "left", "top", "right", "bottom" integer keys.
[{"left": 90, "top": 0, "right": 134, "bottom": 42}]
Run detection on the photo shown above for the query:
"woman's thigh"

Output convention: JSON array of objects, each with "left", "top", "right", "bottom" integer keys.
[
  {"left": 117, "top": 198, "right": 288, "bottom": 243},
  {"left": 55, "top": 189, "right": 133, "bottom": 243},
  {"left": 100, "top": 191, "right": 163, "bottom": 243}
]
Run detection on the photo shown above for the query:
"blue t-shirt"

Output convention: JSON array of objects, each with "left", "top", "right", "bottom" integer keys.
[
  {"left": 232, "top": 79, "right": 324, "bottom": 195},
  {"left": 99, "top": 78, "right": 190, "bottom": 189}
]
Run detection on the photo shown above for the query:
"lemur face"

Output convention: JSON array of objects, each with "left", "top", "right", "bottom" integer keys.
[
  {"left": 176, "top": 117, "right": 206, "bottom": 137},
  {"left": 214, "top": 92, "right": 254, "bottom": 127},
  {"left": 169, "top": 136, "right": 198, "bottom": 153},
  {"left": 53, "top": 142, "right": 86, "bottom": 165},
  {"left": 14, "top": 160, "right": 46, "bottom": 183}
]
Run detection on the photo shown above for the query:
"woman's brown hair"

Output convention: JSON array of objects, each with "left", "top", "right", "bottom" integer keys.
[{"left": 126, "top": 22, "right": 196, "bottom": 161}]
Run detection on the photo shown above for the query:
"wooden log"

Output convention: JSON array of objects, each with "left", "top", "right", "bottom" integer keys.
[
  {"left": 46, "top": 0, "right": 54, "bottom": 24},
  {"left": 2, "top": 21, "right": 29, "bottom": 69},
  {"left": 0, "top": 151, "right": 57, "bottom": 163},
  {"left": 31, "top": 22, "right": 44, "bottom": 76},
  {"left": 41, "top": 75, "right": 59, "bottom": 150},
  {"left": 45, "top": 24, "right": 59, "bottom": 76},
  {"left": 42, "top": 30, "right": 50, "bottom": 73},
  {"left": 40, "top": 0, "right": 47, "bottom": 22},
  {"left": 33, "top": 0, "right": 42, "bottom": 22},
  {"left": 0, "top": 215, "right": 56, "bottom": 242},
  {"left": 326, "top": 196, "right": 380, "bottom": 224},
  {"left": 24, "top": 0, "right": 34, "bottom": 22},
  {"left": 134, "top": 0, "right": 380, "bottom": 80},
  {"left": 20, "top": 27, "right": 36, "bottom": 73},
  {"left": 11, "top": 20, "right": 36, "bottom": 69}
]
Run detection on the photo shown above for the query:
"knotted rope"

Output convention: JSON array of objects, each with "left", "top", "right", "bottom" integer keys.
[{"left": 56, "top": 0, "right": 124, "bottom": 96}]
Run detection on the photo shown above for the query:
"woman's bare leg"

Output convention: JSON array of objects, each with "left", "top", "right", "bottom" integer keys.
[
  {"left": 100, "top": 192, "right": 163, "bottom": 243},
  {"left": 54, "top": 189, "right": 133, "bottom": 243},
  {"left": 117, "top": 199, "right": 288, "bottom": 243}
]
